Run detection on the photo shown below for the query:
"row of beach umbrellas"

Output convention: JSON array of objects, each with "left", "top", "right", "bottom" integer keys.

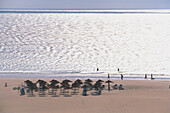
[{"left": 24, "top": 79, "right": 114, "bottom": 93}]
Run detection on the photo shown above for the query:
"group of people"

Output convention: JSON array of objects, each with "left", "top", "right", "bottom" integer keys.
[
  {"left": 144, "top": 74, "right": 155, "bottom": 80},
  {"left": 97, "top": 68, "right": 124, "bottom": 80},
  {"left": 97, "top": 68, "right": 155, "bottom": 80}
]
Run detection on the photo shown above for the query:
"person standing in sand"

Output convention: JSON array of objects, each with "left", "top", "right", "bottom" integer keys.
[
  {"left": 121, "top": 74, "right": 123, "bottom": 80},
  {"left": 151, "top": 74, "right": 155, "bottom": 80},
  {"left": 144, "top": 74, "right": 147, "bottom": 79},
  {"left": 5, "top": 82, "right": 7, "bottom": 87},
  {"left": 108, "top": 73, "right": 110, "bottom": 79}
]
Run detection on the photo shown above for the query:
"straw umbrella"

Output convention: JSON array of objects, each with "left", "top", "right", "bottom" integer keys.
[
  {"left": 36, "top": 79, "right": 48, "bottom": 89},
  {"left": 93, "top": 79, "right": 103, "bottom": 90},
  {"left": 105, "top": 80, "right": 113, "bottom": 91},
  {"left": 72, "top": 79, "right": 83, "bottom": 93},
  {"left": 84, "top": 79, "right": 93, "bottom": 90},
  {"left": 75, "top": 79, "right": 83, "bottom": 85},
  {"left": 96, "top": 79, "right": 104, "bottom": 83},
  {"left": 24, "top": 80, "right": 35, "bottom": 92},
  {"left": 49, "top": 80, "right": 60, "bottom": 88},
  {"left": 85, "top": 79, "right": 93, "bottom": 83},
  {"left": 49, "top": 79, "right": 60, "bottom": 95},
  {"left": 60, "top": 79, "right": 72, "bottom": 94},
  {"left": 36, "top": 80, "right": 49, "bottom": 96},
  {"left": 71, "top": 82, "right": 80, "bottom": 94},
  {"left": 50, "top": 79, "right": 60, "bottom": 84}
]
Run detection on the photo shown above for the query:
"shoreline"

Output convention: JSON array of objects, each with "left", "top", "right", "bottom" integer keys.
[{"left": 0, "top": 72, "right": 170, "bottom": 80}]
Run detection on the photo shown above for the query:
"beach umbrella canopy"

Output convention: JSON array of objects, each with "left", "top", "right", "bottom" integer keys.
[
  {"left": 105, "top": 80, "right": 113, "bottom": 83},
  {"left": 84, "top": 81, "right": 92, "bottom": 85},
  {"left": 66, "top": 79, "right": 72, "bottom": 82},
  {"left": 24, "top": 80, "right": 36, "bottom": 91},
  {"left": 36, "top": 79, "right": 47, "bottom": 84},
  {"left": 61, "top": 79, "right": 72, "bottom": 84},
  {"left": 36, "top": 79, "right": 48, "bottom": 89},
  {"left": 50, "top": 79, "right": 60, "bottom": 84},
  {"left": 60, "top": 80, "right": 72, "bottom": 87},
  {"left": 63, "top": 79, "right": 72, "bottom": 82},
  {"left": 60, "top": 82, "right": 70, "bottom": 89},
  {"left": 82, "top": 84, "right": 89, "bottom": 88},
  {"left": 24, "top": 80, "right": 33, "bottom": 84},
  {"left": 48, "top": 79, "right": 60, "bottom": 89},
  {"left": 96, "top": 79, "right": 104, "bottom": 83},
  {"left": 72, "top": 82, "right": 80, "bottom": 88},
  {"left": 95, "top": 81, "right": 102, "bottom": 85},
  {"left": 105, "top": 80, "right": 113, "bottom": 91},
  {"left": 75, "top": 79, "right": 83, "bottom": 84},
  {"left": 85, "top": 79, "right": 93, "bottom": 83}
]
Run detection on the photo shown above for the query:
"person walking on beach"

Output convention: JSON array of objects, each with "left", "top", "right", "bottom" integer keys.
[
  {"left": 108, "top": 73, "right": 110, "bottom": 79},
  {"left": 97, "top": 68, "right": 99, "bottom": 71},
  {"left": 144, "top": 74, "right": 147, "bottom": 79},
  {"left": 151, "top": 74, "right": 155, "bottom": 80},
  {"left": 121, "top": 74, "right": 123, "bottom": 80}
]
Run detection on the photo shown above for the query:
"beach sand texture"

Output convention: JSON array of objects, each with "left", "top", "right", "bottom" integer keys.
[{"left": 0, "top": 78, "right": 170, "bottom": 113}]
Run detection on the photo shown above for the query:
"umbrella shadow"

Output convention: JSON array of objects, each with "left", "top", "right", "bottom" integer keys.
[
  {"left": 38, "top": 90, "right": 47, "bottom": 97},
  {"left": 90, "top": 91, "right": 101, "bottom": 96},
  {"left": 48, "top": 89, "right": 58, "bottom": 95},
  {"left": 64, "top": 94, "right": 72, "bottom": 97},
  {"left": 60, "top": 92, "right": 72, "bottom": 97},
  {"left": 71, "top": 92, "right": 79, "bottom": 95},
  {"left": 59, "top": 90, "right": 69, "bottom": 95},
  {"left": 71, "top": 89, "right": 79, "bottom": 95},
  {"left": 51, "top": 91, "right": 59, "bottom": 97},
  {"left": 81, "top": 94, "right": 89, "bottom": 96},
  {"left": 27, "top": 93, "right": 36, "bottom": 97},
  {"left": 59, "top": 90, "right": 72, "bottom": 97},
  {"left": 51, "top": 95, "right": 60, "bottom": 97}
]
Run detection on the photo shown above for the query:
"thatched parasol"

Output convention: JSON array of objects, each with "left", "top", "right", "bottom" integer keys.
[
  {"left": 85, "top": 79, "right": 93, "bottom": 83},
  {"left": 105, "top": 80, "right": 113, "bottom": 91}
]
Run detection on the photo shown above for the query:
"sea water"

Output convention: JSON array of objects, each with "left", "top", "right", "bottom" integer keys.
[{"left": 0, "top": 9, "right": 170, "bottom": 78}]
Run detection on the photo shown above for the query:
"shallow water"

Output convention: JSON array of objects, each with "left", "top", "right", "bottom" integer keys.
[
  {"left": 0, "top": 72, "right": 170, "bottom": 80},
  {"left": 0, "top": 10, "right": 170, "bottom": 76}
]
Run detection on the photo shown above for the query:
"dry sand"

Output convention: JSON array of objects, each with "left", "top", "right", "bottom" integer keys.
[{"left": 0, "top": 78, "right": 170, "bottom": 113}]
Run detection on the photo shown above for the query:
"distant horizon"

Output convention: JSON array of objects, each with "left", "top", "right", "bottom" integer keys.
[
  {"left": 1, "top": 0, "right": 169, "bottom": 9},
  {"left": 0, "top": 8, "right": 170, "bottom": 10}
]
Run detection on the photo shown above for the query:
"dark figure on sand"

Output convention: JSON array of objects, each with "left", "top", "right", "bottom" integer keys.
[
  {"left": 5, "top": 83, "right": 7, "bottom": 87},
  {"left": 97, "top": 68, "right": 99, "bottom": 71},
  {"left": 151, "top": 74, "right": 155, "bottom": 80},
  {"left": 144, "top": 74, "right": 147, "bottom": 79},
  {"left": 108, "top": 73, "right": 110, "bottom": 79},
  {"left": 118, "top": 68, "right": 120, "bottom": 72},
  {"left": 121, "top": 74, "right": 123, "bottom": 80}
]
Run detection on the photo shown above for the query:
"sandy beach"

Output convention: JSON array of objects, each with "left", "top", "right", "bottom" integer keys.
[{"left": 0, "top": 78, "right": 170, "bottom": 113}]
